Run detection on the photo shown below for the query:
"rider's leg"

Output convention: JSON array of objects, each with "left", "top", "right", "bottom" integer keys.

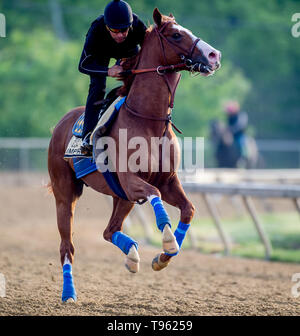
[
  {"left": 81, "top": 76, "right": 106, "bottom": 153},
  {"left": 235, "top": 133, "right": 248, "bottom": 160},
  {"left": 239, "top": 133, "right": 248, "bottom": 158}
]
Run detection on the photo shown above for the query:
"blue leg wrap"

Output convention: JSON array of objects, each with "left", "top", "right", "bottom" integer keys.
[
  {"left": 165, "top": 221, "right": 190, "bottom": 256},
  {"left": 62, "top": 264, "right": 77, "bottom": 302},
  {"left": 150, "top": 197, "right": 171, "bottom": 232},
  {"left": 111, "top": 231, "right": 138, "bottom": 255}
]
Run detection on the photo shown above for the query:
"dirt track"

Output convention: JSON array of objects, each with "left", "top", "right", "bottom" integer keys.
[{"left": 0, "top": 173, "right": 300, "bottom": 316}]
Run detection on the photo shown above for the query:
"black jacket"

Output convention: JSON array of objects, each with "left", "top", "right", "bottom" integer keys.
[{"left": 78, "top": 14, "right": 147, "bottom": 76}]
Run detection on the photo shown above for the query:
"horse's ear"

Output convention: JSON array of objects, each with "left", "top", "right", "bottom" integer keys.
[{"left": 153, "top": 8, "right": 162, "bottom": 27}]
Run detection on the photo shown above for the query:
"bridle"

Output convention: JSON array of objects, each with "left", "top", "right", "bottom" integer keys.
[
  {"left": 154, "top": 20, "right": 211, "bottom": 74},
  {"left": 123, "top": 20, "right": 211, "bottom": 134},
  {"left": 121, "top": 21, "right": 212, "bottom": 77}
]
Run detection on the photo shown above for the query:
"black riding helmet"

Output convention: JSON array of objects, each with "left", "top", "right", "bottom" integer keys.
[{"left": 104, "top": 0, "right": 133, "bottom": 29}]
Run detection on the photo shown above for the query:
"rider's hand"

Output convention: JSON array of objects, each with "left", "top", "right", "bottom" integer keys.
[{"left": 108, "top": 65, "right": 123, "bottom": 78}]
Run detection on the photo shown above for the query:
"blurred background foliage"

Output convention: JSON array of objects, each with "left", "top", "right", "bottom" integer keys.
[{"left": 0, "top": 0, "right": 299, "bottom": 139}]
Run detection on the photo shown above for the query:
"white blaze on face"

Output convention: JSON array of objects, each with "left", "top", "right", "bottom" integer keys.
[
  {"left": 172, "top": 23, "right": 221, "bottom": 71},
  {"left": 172, "top": 23, "right": 198, "bottom": 44}
]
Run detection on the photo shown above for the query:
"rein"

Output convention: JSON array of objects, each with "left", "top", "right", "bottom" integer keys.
[
  {"left": 122, "top": 62, "right": 187, "bottom": 76},
  {"left": 123, "top": 20, "right": 204, "bottom": 135}
]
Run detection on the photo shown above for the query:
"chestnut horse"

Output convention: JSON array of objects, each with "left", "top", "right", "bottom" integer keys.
[{"left": 48, "top": 8, "right": 221, "bottom": 302}]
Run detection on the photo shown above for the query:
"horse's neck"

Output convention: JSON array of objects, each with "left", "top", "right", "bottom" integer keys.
[
  {"left": 127, "top": 74, "right": 170, "bottom": 116},
  {"left": 126, "top": 31, "right": 180, "bottom": 119}
]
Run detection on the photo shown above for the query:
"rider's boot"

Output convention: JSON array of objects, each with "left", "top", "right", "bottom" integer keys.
[{"left": 80, "top": 132, "right": 93, "bottom": 156}]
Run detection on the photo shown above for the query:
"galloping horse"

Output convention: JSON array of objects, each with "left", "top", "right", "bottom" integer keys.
[{"left": 48, "top": 8, "right": 221, "bottom": 302}]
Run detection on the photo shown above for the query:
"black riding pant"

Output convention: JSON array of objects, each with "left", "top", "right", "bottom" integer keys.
[{"left": 82, "top": 76, "right": 106, "bottom": 138}]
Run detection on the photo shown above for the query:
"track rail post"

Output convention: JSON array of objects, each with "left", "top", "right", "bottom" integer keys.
[
  {"left": 202, "top": 193, "right": 231, "bottom": 255},
  {"left": 243, "top": 196, "right": 272, "bottom": 260}
]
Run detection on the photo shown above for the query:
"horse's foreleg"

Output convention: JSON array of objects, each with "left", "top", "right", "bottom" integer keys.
[
  {"left": 152, "top": 174, "right": 195, "bottom": 271},
  {"left": 118, "top": 173, "right": 179, "bottom": 260},
  {"left": 147, "top": 195, "right": 179, "bottom": 255},
  {"left": 103, "top": 197, "right": 139, "bottom": 272}
]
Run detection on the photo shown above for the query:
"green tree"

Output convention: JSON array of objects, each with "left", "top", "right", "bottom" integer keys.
[
  {"left": 0, "top": 29, "right": 88, "bottom": 136},
  {"left": 0, "top": 0, "right": 299, "bottom": 140}
]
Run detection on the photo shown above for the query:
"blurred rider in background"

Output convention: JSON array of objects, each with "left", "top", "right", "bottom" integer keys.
[{"left": 224, "top": 100, "right": 249, "bottom": 160}]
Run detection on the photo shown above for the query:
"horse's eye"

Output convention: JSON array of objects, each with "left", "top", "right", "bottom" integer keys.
[{"left": 172, "top": 33, "right": 181, "bottom": 40}]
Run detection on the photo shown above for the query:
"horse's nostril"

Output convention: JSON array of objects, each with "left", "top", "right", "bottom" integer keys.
[{"left": 209, "top": 52, "right": 217, "bottom": 60}]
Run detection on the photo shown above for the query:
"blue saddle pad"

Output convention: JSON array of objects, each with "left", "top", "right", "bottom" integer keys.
[
  {"left": 73, "top": 157, "right": 128, "bottom": 200},
  {"left": 73, "top": 157, "right": 97, "bottom": 179},
  {"left": 72, "top": 114, "right": 85, "bottom": 137}
]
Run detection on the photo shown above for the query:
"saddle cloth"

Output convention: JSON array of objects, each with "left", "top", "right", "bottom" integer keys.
[{"left": 64, "top": 96, "right": 125, "bottom": 159}]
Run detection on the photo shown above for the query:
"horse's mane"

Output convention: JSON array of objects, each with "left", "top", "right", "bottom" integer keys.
[
  {"left": 116, "top": 51, "right": 141, "bottom": 97},
  {"left": 117, "top": 14, "right": 175, "bottom": 97}
]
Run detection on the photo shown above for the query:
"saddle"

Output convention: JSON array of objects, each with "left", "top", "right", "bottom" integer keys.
[{"left": 64, "top": 87, "right": 125, "bottom": 159}]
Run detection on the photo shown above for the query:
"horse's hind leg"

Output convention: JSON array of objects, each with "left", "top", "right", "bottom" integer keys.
[
  {"left": 48, "top": 156, "right": 83, "bottom": 302},
  {"left": 103, "top": 197, "right": 140, "bottom": 272}
]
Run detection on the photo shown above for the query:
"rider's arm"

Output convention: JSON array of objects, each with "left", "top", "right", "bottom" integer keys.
[
  {"left": 78, "top": 19, "right": 109, "bottom": 76},
  {"left": 78, "top": 49, "right": 109, "bottom": 76}
]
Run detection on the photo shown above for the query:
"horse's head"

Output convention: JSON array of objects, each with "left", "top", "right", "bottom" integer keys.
[{"left": 153, "top": 8, "right": 221, "bottom": 76}]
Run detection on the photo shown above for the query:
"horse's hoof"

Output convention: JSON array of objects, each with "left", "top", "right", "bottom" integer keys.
[
  {"left": 62, "top": 293, "right": 77, "bottom": 303},
  {"left": 63, "top": 297, "right": 76, "bottom": 303},
  {"left": 152, "top": 253, "right": 171, "bottom": 271},
  {"left": 162, "top": 225, "right": 179, "bottom": 255},
  {"left": 125, "top": 245, "right": 140, "bottom": 273}
]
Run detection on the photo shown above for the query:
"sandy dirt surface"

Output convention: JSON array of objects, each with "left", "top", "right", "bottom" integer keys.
[{"left": 0, "top": 173, "right": 300, "bottom": 316}]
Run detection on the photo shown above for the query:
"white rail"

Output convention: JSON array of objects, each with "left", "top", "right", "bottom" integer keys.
[{"left": 182, "top": 182, "right": 300, "bottom": 260}]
